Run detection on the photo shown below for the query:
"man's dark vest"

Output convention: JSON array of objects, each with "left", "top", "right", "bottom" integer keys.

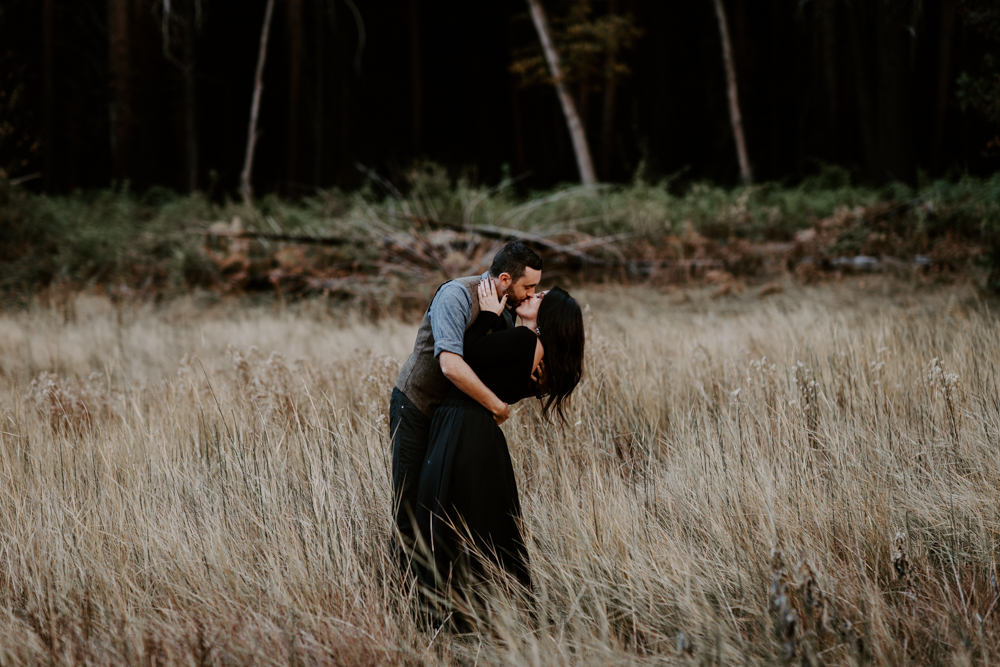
[{"left": 394, "top": 275, "right": 486, "bottom": 417}]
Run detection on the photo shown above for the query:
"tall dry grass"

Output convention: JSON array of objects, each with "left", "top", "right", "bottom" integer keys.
[{"left": 1, "top": 280, "right": 998, "bottom": 665}]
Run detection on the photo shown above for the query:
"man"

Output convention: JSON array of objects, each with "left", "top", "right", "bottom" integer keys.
[{"left": 389, "top": 242, "right": 542, "bottom": 562}]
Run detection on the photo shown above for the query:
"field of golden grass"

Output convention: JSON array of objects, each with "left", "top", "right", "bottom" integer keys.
[{"left": 1, "top": 279, "right": 998, "bottom": 665}]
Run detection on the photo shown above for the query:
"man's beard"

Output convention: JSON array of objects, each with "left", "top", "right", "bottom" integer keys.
[{"left": 503, "top": 285, "right": 522, "bottom": 308}]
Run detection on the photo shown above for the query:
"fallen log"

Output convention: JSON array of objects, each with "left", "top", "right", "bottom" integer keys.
[
  {"left": 194, "top": 229, "right": 368, "bottom": 246},
  {"left": 397, "top": 214, "right": 619, "bottom": 267}
]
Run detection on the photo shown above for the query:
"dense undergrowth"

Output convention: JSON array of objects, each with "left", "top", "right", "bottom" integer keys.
[{"left": 2, "top": 164, "right": 1000, "bottom": 303}]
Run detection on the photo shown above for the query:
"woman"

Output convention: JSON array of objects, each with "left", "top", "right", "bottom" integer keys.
[{"left": 414, "top": 278, "right": 585, "bottom": 596}]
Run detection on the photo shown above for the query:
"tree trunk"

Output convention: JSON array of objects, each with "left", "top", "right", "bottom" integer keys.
[
  {"left": 599, "top": 78, "right": 616, "bottom": 180},
  {"left": 511, "top": 83, "right": 525, "bottom": 174},
  {"left": 600, "top": 0, "right": 620, "bottom": 181},
  {"left": 314, "top": 0, "right": 326, "bottom": 186},
  {"left": 43, "top": 0, "right": 55, "bottom": 190},
  {"left": 578, "top": 84, "right": 589, "bottom": 136},
  {"left": 712, "top": 0, "right": 751, "bottom": 184},
  {"left": 241, "top": 0, "right": 276, "bottom": 205},
  {"left": 338, "top": 77, "right": 350, "bottom": 186},
  {"left": 287, "top": 0, "right": 303, "bottom": 188},
  {"left": 107, "top": 0, "right": 131, "bottom": 181},
  {"left": 874, "top": 0, "right": 918, "bottom": 184},
  {"left": 182, "top": 0, "right": 198, "bottom": 193},
  {"left": 822, "top": 0, "right": 838, "bottom": 157},
  {"left": 734, "top": 0, "right": 749, "bottom": 71},
  {"left": 504, "top": 11, "right": 525, "bottom": 175},
  {"left": 934, "top": 0, "right": 957, "bottom": 165},
  {"left": 525, "top": 0, "right": 596, "bottom": 186},
  {"left": 552, "top": 93, "right": 566, "bottom": 171},
  {"left": 846, "top": 1, "right": 876, "bottom": 179},
  {"left": 409, "top": 0, "right": 422, "bottom": 154}
]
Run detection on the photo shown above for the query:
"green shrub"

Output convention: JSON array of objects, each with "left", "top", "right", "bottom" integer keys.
[{"left": 3, "top": 165, "right": 1000, "bottom": 299}]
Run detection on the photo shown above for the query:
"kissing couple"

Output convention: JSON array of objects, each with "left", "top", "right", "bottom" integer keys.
[{"left": 389, "top": 242, "right": 586, "bottom": 601}]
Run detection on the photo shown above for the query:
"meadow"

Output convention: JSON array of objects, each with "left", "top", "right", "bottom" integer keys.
[{"left": 1, "top": 278, "right": 998, "bottom": 665}]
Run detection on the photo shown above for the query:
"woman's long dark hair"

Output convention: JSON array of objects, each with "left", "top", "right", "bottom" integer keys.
[{"left": 536, "top": 286, "right": 585, "bottom": 422}]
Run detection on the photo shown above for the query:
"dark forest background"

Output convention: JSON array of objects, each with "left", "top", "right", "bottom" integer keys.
[{"left": 1, "top": 0, "right": 999, "bottom": 198}]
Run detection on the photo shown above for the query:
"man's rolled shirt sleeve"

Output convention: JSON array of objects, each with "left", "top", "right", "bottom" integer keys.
[{"left": 429, "top": 281, "right": 473, "bottom": 358}]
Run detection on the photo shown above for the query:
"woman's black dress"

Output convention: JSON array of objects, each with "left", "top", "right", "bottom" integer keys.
[{"left": 414, "top": 310, "right": 537, "bottom": 592}]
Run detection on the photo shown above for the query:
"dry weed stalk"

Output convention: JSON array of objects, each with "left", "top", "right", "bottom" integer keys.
[{"left": 0, "top": 283, "right": 998, "bottom": 665}]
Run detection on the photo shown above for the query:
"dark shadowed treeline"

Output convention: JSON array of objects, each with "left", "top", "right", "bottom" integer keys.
[{"left": 1, "top": 0, "right": 998, "bottom": 196}]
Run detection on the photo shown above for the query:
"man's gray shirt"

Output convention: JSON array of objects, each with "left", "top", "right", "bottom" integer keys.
[{"left": 430, "top": 271, "right": 514, "bottom": 358}]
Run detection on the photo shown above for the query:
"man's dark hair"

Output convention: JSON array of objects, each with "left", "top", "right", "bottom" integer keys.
[{"left": 489, "top": 242, "right": 542, "bottom": 282}]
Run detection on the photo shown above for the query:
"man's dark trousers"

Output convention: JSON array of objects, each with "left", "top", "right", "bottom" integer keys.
[{"left": 389, "top": 387, "right": 431, "bottom": 565}]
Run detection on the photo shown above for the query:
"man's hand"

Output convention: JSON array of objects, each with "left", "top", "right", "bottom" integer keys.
[
  {"left": 530, "top": 359, "right": 545, "bottom": 385},
  {"left": 478, "top": 277, "right": 507, "bottom": 316},
  {"left": 530, "top": 359, "right": 549, "bottom": 395},
  {"left": 493, "top": 401, "right": 511, "bottom": 425},
  {"left": 439, "top": 351, "right": 510, "bottom": 425}
]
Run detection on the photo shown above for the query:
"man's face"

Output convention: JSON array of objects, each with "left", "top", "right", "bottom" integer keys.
[{"left": 498, "top": 267, "right": 541, "bottom": 308}]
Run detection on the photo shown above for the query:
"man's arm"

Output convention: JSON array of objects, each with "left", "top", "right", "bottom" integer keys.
[
  {"left": 439, "top": 352, "right": 511, "bottom": 425},
  {"left": 429, "top": 281, "right": 511, "bottom": 424}
]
